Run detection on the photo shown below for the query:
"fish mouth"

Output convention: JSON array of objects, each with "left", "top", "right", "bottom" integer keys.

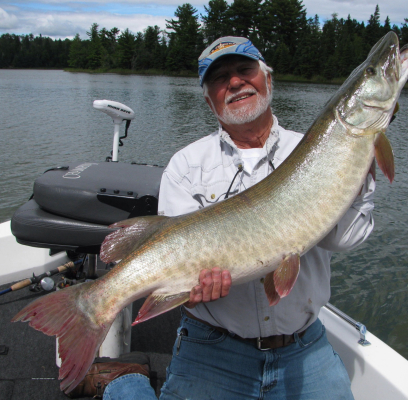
[{"left": 399, "top": 44, "right": 408, "bottom": 83}]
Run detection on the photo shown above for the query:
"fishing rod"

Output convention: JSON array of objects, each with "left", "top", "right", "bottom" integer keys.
[{"left": 0, "top": 258, "right": 84, "bottom": 296}]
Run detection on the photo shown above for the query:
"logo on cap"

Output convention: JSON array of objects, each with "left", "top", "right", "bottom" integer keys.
[{"left": 209, "top": 42, "right": 236, "bottom": 56}]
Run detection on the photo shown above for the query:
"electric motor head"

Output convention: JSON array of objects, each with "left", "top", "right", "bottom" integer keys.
[{"left": 93, "top": 100, "right": 135, "bottom": 124}]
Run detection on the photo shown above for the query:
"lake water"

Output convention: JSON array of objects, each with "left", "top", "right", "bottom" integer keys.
[{"left": 0, "top": 70, "right": 407, "bottom": 359}]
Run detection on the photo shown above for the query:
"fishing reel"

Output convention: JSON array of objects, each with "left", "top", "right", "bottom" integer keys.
[{"left": 28, "top": 260, "right": 86, "bottom": 293}]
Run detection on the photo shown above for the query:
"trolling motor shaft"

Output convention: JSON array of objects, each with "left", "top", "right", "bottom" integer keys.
[{"left": 93, "top": 100, "right": 136, "bottom": 162}]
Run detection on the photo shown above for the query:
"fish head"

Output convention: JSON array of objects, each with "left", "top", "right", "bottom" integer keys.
[{"left": 334, "top": 31, "right": 408, "bottom": 134}]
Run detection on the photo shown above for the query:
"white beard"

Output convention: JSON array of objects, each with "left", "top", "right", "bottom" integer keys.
[{"left": 214, "top": 85, "right": 273, "bottom": 125}]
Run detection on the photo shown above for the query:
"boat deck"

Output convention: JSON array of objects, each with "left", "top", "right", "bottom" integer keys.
[{"left": 0, "top": 281, "right": 179, "bottom": 399}]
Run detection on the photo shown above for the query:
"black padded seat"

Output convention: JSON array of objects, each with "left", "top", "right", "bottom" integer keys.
[{"left": 11, "top": 199, "right": 115, "bottom": 253}]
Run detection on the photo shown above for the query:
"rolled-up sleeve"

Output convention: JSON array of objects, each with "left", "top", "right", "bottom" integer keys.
[{"left": 317, "top": 173, "right": 375, "bottom": 252}]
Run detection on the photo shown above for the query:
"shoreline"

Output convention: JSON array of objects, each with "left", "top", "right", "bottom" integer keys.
[
  {"left": 64, "top": 68, "right": 408, "bottom": 88},
  {"left": 63, "top": 67, "right": 347, "bottom": 85},
  {"left": 2, "top": 67, "right": 407, "bottom": 88}
]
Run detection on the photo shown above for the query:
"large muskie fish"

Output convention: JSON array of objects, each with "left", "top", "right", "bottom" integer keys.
[{"left": 13, "top": 32, "right": 408, "bottom": 393}]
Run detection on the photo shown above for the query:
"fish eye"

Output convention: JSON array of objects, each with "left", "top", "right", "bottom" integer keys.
[{"left": 366, "top": 67, "right": 375, "bottom": 75}]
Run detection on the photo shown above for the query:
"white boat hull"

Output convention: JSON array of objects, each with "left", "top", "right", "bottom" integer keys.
[{"left": 320, "top": 305, "right": 408, "bottom": 399}]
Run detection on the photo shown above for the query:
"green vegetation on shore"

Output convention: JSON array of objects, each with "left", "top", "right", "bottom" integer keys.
[{"left": 1, "top": 1, "right": 408, "bottom": 82}]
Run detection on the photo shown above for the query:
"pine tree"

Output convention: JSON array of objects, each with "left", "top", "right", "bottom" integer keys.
[
  {"left": 68, "top": 34, "right": 85, "bottom": 68},
  {"left": 99, "top": 27, "right": 119, "bottom": 68},
  {"left": 226, "top": 0, "right": 262, "bottom": 40},
  {"left": 365, "top": 5, "right": 383, "bottom": 48},
  {"left": 86, "top": 23, "right": 103, "bottom": 69},
  {"left": 117, "top": 28, "right": 136, "bottom": 69},
  {"left": 292, "top": 15, "right": 321, "bottom": 78},
  {"left": 201, "top": 0, "right": 232, "bottom": 44},
  {"left": 260, "top": 0, "right": 307, "bottom": 72},
  {"left": 166, "top": 3, "right": 203, "bottom": 72}
]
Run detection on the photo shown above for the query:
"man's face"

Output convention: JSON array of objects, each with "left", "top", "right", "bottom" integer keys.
[{"left": 203, "top": 55, "right": 272, "bottom": 126}]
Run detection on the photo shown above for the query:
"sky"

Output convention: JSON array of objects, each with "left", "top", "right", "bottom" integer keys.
[{"left": 0, "top": 0, "right": 407, "bottom": 40}]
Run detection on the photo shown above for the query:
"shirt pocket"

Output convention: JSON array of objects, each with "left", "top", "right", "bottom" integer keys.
[{"left": 192, "top": 180, "right": 232, "bottom": 206}]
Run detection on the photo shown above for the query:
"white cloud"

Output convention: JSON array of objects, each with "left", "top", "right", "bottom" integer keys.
[
  {"left": 302, "top": 0, "right": 407, "bottom": 26},
  {"left": 0, "top": 0, "right": 407, "bottom": 39},
  {"left": 0, "top": 7, "right": 18, "bottom": 29},
  {"left": 0, "top": 8, "right": 172, "bottom": 39}
]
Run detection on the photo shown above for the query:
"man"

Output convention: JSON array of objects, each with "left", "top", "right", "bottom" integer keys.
[{"left": 103, "top": 37, "right": 375, "bottom": 399}]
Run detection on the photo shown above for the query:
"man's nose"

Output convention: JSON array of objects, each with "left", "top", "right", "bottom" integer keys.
[{"left": 228, "top": 74, "right": 245, "bottom": 89}]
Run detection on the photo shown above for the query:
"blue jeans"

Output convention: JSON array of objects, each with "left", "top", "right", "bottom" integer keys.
[{"left": 104, "top": 314, "right": 354, "bottom": 400}]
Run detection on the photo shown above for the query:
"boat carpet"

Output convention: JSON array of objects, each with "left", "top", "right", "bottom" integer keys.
[{"left": 0, "top": 282, "right": 180, "bottom": 399}]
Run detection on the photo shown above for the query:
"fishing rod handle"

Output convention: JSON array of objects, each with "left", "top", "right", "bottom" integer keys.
[{"left": 10, "top": 279, "right": 33, "bottom": 291}]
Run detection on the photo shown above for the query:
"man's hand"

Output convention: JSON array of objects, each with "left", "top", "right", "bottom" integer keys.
[{"left": 185, "top": 267, "right": 232, "bottom": 309}]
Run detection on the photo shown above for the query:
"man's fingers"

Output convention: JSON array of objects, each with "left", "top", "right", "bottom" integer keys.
[
  {"left": 185, "top": 285, "right": 203, "bottom": 309},
  {"left": 185, "top": 268, "right": 232, "bottom": 308},
  {"left": 211, "top": 267, "right": 222, "bottom": 300},
  {"left": 221, "top": 270, "right": 232, "bottom": 297},
  {"left": 201, "top": 269, "right": 214, "bottom": 302}
]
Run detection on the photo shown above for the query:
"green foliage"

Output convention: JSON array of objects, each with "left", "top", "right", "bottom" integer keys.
[
  {"left": 166, "top": 3, "right": 203, "bottom": 72},
  {"left": 117, "top": 28, "right": 136, "bottom": 69},
  {"left": 68, "top": 34, "right": 87, "bottom": 68},
  {"left": 1, "top": 1, "right": 407, "bottom": 82},
  {"left": 201, "top": 0, "right": 232, "bottom": 44},
  {"left": 227, "top": 0, "right": 262, "bottom": 39},
  {"left": 86, "top": 23, "right": 103, "bottom": 69},
  {"left": 0, "top": 33, "right": 70, "bottom": 68},
  {"left": 100, "top": 27, "right": 120, "bottom": 69}
]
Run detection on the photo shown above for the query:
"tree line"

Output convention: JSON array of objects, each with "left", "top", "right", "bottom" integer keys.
[{"left": 1, "top": 1, "right": 407, "bottom": 80}]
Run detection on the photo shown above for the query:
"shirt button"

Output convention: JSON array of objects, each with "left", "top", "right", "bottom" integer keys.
[
  {"left": 260, "top": 278, "right": 265, "bottom": 284},
  {"left": 264, "top": 316, "right": 270, "bottom": 321},
  {"left": 211, "top": 194, "right": 215, "bottom": 199}
]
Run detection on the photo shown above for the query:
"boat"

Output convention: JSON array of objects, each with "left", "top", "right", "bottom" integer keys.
[{"left": 1, "top": 100, "right": 407, "bottom": 400}]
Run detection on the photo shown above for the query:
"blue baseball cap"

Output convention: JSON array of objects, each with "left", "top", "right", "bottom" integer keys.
[{"left": 198, "top": 36, "right": 265, "bottom": 87}]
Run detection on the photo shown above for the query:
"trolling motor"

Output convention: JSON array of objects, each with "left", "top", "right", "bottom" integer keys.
[{"left": 93, "top": 100, "right": 136, "bottom": 162}]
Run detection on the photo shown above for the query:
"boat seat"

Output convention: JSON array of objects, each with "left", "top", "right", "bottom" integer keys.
[
  {"left": 11, "top": 199, "right": 115, "bottom": 253},
  {"left": 11, "top": 162, "right": 164, "bottom": 253}
]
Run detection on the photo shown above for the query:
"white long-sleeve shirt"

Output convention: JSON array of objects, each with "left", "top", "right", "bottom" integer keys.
[{"left": 158, "top": 115, "right": 375, "bottom": 338}]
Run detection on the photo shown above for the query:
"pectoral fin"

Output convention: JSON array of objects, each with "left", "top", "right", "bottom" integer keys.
[
  {"left": 263, "top": 273, "right": 280, "bottom": 306},
  {"left": 264, "top": 254, "right": 300, "bottom": 306},
  {"left": 101, "top": 216, "right": 169, "bottom": 263},
  {"left": 374, "top": 132, "right": 394, "bottom": 183},
  {"left": 132, "top": 292, "right": 190, "bottom": 325}
]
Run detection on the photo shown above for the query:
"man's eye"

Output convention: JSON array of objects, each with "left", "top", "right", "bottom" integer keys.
[
  {"left": 240, "top": 67, "right": 255, "bottom": 74},
  {"left": 211, "top": 74, "right": 227, "bottom": 83}
]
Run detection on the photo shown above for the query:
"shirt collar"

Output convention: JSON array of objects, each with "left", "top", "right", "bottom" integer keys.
[{"left": 218, "top": 113, "right": 280, "bottom": 158}]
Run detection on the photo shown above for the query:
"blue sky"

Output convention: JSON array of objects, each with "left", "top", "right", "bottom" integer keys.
[{"left": 0, "top": 0, "right": 406, "bottom": 39}]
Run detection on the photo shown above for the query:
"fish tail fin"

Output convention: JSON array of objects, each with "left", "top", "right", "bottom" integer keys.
[{"left": 12, "top": 282, "right": 113, "bottom": 393}]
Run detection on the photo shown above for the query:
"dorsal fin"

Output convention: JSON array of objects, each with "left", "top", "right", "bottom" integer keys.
[{"left": 100, "top": 216, "right": 169, "bottom": 263}]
